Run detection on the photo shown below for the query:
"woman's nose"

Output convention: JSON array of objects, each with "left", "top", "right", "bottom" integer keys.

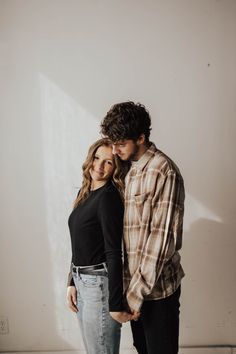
[{"left": 97, "top": 161, "right": 104, "bottom": 170}]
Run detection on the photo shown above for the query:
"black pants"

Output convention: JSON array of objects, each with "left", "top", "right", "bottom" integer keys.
[{"left": 130, "top": 287, "right": 181, "bottom": 354}]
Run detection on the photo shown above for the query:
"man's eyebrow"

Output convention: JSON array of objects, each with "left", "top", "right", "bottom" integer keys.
[{"left": 113, "top": 141, "right": 125, "bottom": 145}]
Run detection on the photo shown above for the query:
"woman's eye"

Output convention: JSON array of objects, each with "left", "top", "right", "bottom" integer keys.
[
  {"left": 107, "top": 161, "right": 113, "bottom": 165},
  {"left": 94, "top": 156, "right": 99, "bottom": 160}
]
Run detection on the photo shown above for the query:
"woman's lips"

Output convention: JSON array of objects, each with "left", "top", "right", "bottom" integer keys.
[{"left": 93, "top": 170, "right": 104, "bottom": 176}]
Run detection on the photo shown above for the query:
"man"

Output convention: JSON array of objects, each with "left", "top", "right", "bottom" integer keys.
[{"left": 100, "top": 101, "right": 185, "bottom": 354}]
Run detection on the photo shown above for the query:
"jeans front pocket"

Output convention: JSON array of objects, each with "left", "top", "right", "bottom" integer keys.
[{"left": 79, "top": 274, "right": 99, "bottom": 287}]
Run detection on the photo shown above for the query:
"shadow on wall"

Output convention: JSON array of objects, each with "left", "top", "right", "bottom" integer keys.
[{"left": 181, "top": 216, "right": 236, "bottom": 346}]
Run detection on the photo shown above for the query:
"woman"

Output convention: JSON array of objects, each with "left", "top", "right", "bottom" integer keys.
[{"left": 67, "top": 138, "right": 131, "bottom": 354}]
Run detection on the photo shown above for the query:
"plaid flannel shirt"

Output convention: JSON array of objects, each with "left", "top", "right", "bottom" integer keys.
[{"left": 123, "top": 143, "right": 185, "bottom": 312}]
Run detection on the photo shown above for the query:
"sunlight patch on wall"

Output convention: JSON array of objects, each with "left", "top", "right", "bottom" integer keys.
[
  {"left": 39, "top": 73, "right": 99, "bottom": 346},
  {"left": 184, "top": 193, "right": 222, "bottom": 232}
]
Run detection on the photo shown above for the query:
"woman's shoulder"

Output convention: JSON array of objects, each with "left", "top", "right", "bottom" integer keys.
[
  {"left": 100, "top": 181, "right": 123, "bottom": 205},
  {"left": 98, "top": 183, "right": 124, "bottom": 218},
  {"left": 104, "top": 180, "right": 119, "bottom": 192}
]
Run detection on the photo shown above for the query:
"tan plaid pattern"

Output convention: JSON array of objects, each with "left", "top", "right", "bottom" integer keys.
[{"left": 123, "top": 143, "right": 185, "bottom": 312}]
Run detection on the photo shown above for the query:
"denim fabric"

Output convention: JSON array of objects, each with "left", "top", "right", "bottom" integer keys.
[{"left": 72, "top": 270, "right": 121, "bottom": 354}]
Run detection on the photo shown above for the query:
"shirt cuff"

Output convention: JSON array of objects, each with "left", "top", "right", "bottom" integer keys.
[{"left": 126, "top": 291, "right": 143, "bottom": 312}]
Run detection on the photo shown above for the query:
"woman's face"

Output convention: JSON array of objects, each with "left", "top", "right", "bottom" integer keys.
[{"left": 90, "top": 145, "right": 115, "bottom": 187}]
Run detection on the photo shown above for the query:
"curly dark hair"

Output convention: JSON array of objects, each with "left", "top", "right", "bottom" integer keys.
[{"left": 100, "top": 101, "right": 152, "bottom": 142}]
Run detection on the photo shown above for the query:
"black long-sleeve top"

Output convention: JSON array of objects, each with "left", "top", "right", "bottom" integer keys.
[{"left": 68, "top": 181, "right": 124, "bottom": 311}]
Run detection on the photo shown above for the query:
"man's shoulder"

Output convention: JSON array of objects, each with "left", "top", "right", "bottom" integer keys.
[{"left": 148, "top": 146, "right": 182, "bottom": 177}]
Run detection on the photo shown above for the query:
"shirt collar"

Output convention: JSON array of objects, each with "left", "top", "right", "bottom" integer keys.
[{"left": 131, "top": 142, "right": 157, "bottom": 171}]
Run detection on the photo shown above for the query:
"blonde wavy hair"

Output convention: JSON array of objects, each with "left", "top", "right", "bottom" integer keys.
[{"left": 73, "top": 138, "right": 129, "bottom": 208}]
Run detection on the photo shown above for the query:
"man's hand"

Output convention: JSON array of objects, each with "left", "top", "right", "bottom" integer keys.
[
  {"left": 67, "top": 286, "right": 78, "bottom": 313},
  {"left": 130, "top": 309, "right": 141, "bottom": 321},
  {"left": 109, "top": 311, "right": 133, "bottom": 323}
]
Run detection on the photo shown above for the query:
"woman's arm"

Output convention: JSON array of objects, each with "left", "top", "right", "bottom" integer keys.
[{"left": 98, "top": 188, "right": 125, "bottom": 312}]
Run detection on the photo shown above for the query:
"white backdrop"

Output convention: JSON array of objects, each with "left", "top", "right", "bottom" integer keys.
[{"left": 0, "top": 0, "right": 236, "bottom": 351}]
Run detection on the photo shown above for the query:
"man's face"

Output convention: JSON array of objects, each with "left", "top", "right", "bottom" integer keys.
[{"left": 112, "top": 139, "right": 140, "bottom": 161}]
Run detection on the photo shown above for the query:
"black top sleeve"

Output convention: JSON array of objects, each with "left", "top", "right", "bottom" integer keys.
[
  {"left": 67, "top": 261, "right": 74, "bottom": 287},
  {"left": 98, "top": 189, "right": 124, "bottom": 311}
]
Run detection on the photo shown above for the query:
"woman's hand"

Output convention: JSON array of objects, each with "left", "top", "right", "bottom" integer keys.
[
  {"left": 67, "top": 286, "right": 78, "bottom": 313},
  {"left": 109, "top": 311, "right": 133, "bottom": 323}
]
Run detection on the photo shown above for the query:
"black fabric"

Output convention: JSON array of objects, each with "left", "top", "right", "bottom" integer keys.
[
  {"left": 68, "top": 181, "right": 124, "bottom": 311},
  {"left": 130, "top": 287, "right": 181, "bottom": 354}
]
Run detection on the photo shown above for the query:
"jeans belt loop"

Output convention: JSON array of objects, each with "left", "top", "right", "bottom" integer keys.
[{"left": 102, "top": 262, "right": 108, "bottom": 273}]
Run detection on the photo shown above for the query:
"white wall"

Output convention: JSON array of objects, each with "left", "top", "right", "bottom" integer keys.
[{"left": 0, "top": 0, "right": 236, "bottom": 351}]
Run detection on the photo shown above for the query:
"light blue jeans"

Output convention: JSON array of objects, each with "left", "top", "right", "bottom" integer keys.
[{"left": 72, "top": 270, "right": 121, "bottom": 354}]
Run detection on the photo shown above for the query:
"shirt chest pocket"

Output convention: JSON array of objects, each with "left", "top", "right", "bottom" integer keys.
[{"left": 134, "top": 193, "right": 152, "bottom": 225}]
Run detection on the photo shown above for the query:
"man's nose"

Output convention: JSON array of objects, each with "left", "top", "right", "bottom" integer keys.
[{"left": 112, "top": 145, "right": 117, "bottom": 155}]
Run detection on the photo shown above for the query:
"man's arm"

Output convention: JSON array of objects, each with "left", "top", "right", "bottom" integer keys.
[{"left": 126, "top": 171, "right": 185, "bottom": 312}]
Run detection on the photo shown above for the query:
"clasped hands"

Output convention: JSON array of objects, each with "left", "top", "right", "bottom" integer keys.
[{"left": 109, "top": 310, "right": 140, "bottom": 323}]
